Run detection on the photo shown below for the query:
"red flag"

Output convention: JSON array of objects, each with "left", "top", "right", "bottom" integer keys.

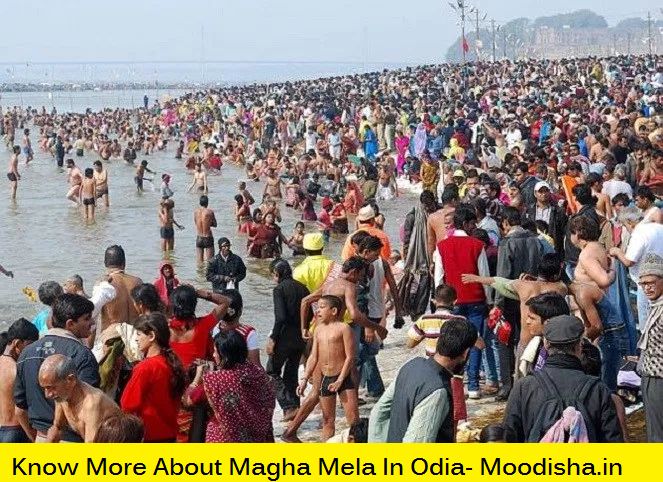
[{"left": 462, "top": 36, "right": 469, "bottom": 53}]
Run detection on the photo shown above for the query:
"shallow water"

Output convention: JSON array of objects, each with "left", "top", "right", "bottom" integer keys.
[{"left": 0, "top": 139, "right": 411, "bottom": 342}]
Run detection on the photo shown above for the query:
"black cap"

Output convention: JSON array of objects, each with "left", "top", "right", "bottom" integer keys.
[
  {"left": 543, "top": 315, "right": 585, "bottom": 344},
  {"left": 218, "top": 237, "right": 231, "bottom": 247}
]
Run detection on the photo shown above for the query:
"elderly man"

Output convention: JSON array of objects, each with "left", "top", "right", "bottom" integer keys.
[
  {"left": 14, "top": 294, "right": 100, "bottom": 442},
  {"left": 610, "top": 207, "right": 663, "bottom": 329},
  {"left": 40, "top": 355, "right": 120, "bottom": 443},
  {"left": 636, "top": 253, "right": 663, "bottom": 441}
]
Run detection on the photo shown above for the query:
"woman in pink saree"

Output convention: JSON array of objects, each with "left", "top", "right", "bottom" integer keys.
[{"left": 395, "top": 128, "right": 409, "bottom": 175}]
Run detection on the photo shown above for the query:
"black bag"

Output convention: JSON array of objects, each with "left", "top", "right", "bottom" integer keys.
[{"left": 527, "top": 371, "right": 598, "bottom": 442}]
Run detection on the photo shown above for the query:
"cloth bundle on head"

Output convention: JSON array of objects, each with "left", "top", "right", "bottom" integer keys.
[{"left": 639, "top": 253, "right": 663, "bottom": 279}]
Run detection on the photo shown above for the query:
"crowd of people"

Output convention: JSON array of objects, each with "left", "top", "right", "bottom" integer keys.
[{"left": 2, "top": 54, "right": 663, "bottom": 443}]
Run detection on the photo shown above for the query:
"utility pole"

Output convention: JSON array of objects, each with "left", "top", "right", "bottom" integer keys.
[
  {"left": 475, "top": 7, "right": 480, "bottom": 61},
  {"left": 648, "top": 11, "right": 653, "bottom": 57},
  {"left": 461, "top": 5, "right": 467, "bottom": 63},
  {"left": 491, "top": 19, "right": 496, "bottom": 61}
]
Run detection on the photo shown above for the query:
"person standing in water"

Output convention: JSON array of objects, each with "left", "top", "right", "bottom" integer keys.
[
  {"left": 80, "top": 168, "right": 97, "bottom": 222},
  {"left": 7, "top": 145, "right": 20, "bottom": 200},
  {"left": 65, "top": 158, "right": 83, "bottom": 205},
  {"left": 93, "top": 161, "right": 109, "bottom": 207},
  {"left": 187, "top": 163, "right": 208, "bottom": 194},
  {"left": 194, "top": 195, "right": 217, "bottom": 264},
  {"left": 22, "top": 129, "right": 33, "bottom": 165},
  {"left": 159, "top": 198, "right": 184, "bottom": 252},
  {"left": 135, "top": 160, "right": 155, "bottom": 193}
]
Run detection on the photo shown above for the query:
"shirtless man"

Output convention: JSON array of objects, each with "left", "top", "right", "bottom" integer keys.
[
  {"left": 0, "top": 319, "right": 39, "bottom": 442},
  {"left": 135, "top": 160, "right": 155, "bottom": 193},
  {"left": 7, "top": 145, "right": 20, "bottom": 200},
  {"left": 297, "top": 295, "right": 358, "bottom": 441},
  {"left": 22, "top": 129, "right": 33, "bottom": 164},
  {"left": 462, "top": 252, "right": 568, "bottom": 348},
  {"left": 263, "top": 168, "right": 282, "bottom": 199},
  {"left": 159, "top": 198, "right": 184, "bottom": 251},
  {"left": 586, "top": 172, "right": 612, "bottom": 220},
  {"left": 99, "top": 245, "right": 142, "bottom": 334},
  {"left": 187, "top": 163, "right": 208, "bottom": 194},
  {"left": 427, "top": 188, "right": 459, "bottom": 261},
  {"left": 41, "top": 355, "right": 121, "bottom": 443},
  {"left": 567, "top": 216, "right": 624, "bottom": 392},
  {"left": 194, "top": 195, "right": 217, "bottom": 263},
  {"left": 65, "top": 158, "right": 83, "bottom": 204},
  {"left": 80, "top": 168, "right": 97, "bottom": 221},
  {"left": 281, "top": 256, "right": 386, "bottom": 443},
  {"left": 93, "top": 161, "right": 109, "bottom": 207},
  {"left": 567, "top": 216, "right": 616, "bottom": 339}
]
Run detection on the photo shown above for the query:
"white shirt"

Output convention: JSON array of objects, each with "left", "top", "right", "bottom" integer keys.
[
  {"left": 433, "top": 230, "right": 491, "bottom": 301},
  {"left": 625, "top": 222, "right": 663, "bottom": 283}
]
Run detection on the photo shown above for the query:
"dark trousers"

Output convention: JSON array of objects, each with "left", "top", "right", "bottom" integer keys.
[
  {"left": 266, "top": 343, "right": 303, "bottom": 412},
  {"left": 497, "top": 300, "right": 521, "bottom": 395},
  {"left": 642, "top": 376, "right": 663, "bottom": 442}
]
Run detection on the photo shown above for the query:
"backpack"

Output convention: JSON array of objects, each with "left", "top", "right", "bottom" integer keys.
[{"left": 527, "top": 371, "right": 599, "bottom": 442}]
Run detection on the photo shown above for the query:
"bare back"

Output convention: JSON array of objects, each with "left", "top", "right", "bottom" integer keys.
[
  {"left": 516, "top": 280, "right": 568, "bottom": 345},
  {"left": 575, "top": 241, "right": 609, "bottom": 286},
  {"left": 194, "top": 207, "right": 216, "bottom": 236},
  {"left": 0, "top": 356, "right": 18, "bottom": 426},
  {"left": 101, "top": 272, "right": 142, "bottom": 330}
]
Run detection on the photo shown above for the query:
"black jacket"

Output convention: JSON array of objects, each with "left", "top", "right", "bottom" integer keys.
[
  {"left": 503, "top": 354, "right": 623, "bottom": 442},
  {"left": 271, "top": 278, "right": 310, "bottom": 349},
  {"left": 14, "top": 329, "right": 100, "bottom": 442},
  {"left": 564, "top": 205, "right": 601, "bottom": 266},
  {"left": 495, "top": 227, "right": 542, "bottom": 309},
  {"left": 206, "top": 252, "right": 247, "bottom": 292},
  {"left": 524, "top": 202, "right": 567, "bottom": 255}
]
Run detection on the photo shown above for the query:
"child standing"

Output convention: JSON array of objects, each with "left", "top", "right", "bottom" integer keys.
[
  {"left": 407, "top": 284, "right": 476, "bottom": 429},
  {"left": 298, "top": 295, "right": 358, "bottom": 441},
  {"left": 80, "top": 168, "right": 97, "bottom": 221}
]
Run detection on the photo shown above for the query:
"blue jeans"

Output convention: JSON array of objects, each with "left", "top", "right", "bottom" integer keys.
[
  {"left": 598, "top": 325, "right": 628, "bottom": 393},
  {"left": 355, "top": 319, "right": 384, "bottom": 397},
  {"left": 454, "top": 302, "right": 486, "bottom": 392},
  {"left": 358, "top": 338, "right": 384, "bottom": 397}
]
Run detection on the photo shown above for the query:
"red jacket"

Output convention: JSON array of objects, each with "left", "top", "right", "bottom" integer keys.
[{"left": 437, "top": 235, "right": 486, "bottom": 304}]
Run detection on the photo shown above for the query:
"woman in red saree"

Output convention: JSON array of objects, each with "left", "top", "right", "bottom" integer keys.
[{"left": 185, "top": 330, "right": 275, "bottom": 442}]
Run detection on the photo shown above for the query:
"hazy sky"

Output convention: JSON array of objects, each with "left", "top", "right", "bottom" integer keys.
[{"left": 0, "top": 0, "right": 659, "bottom": 64}]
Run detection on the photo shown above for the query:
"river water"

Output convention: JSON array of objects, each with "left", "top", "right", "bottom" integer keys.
[{"left": 0, "top": 128, "right": 411, "bottom": 340}]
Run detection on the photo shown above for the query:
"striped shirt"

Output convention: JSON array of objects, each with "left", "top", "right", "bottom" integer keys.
[{"left": 408, "top": 309, "right": 467, "bottom": 356}]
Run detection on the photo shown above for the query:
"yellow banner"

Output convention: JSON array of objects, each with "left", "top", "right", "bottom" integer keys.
[{"left": 0, "top": 443, "right": 658, "bottom": 481}]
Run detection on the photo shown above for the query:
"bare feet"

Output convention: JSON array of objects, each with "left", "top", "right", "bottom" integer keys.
[{"left": 280, "top": 431, "right": 302, "bottom": 443}]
